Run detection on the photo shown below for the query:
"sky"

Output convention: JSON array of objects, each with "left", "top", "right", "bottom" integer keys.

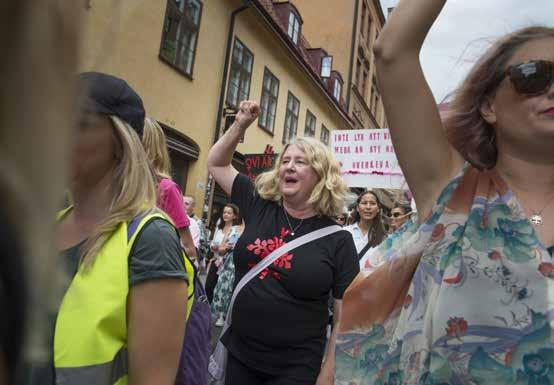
[{"left": 378, "top": 0, "right": 554, "bottom": 102}]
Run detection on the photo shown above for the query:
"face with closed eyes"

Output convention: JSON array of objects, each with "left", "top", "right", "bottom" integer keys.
[{"left": 278, "top": 144, "right": 319, "bottom": 207}]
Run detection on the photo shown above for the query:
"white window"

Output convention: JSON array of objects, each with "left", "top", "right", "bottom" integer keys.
[
  {"left": 333, "top": 79, "right": 342, "bottom": 101},
  {"left": 321, "top": 56, "right": 332, "bottom": 78},
  {"left": 288, "top": 12, "right": 300, "bottom": 44}
]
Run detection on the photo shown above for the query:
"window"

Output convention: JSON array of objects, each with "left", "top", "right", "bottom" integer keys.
[
  {"left": 333, "top": 78, "right": 342, "bottom": 101},
  {"left": 361, "top": 2, "right": 367, "bottom": 37},
  {"left": 355, "top": 58, "right": 362, "bottom": 91},
  {"left": 366, "top": 15, "right": 373, "bottom": 45},
  {"left": 226, "top": 38, "right": 254, "bottom": 108},
  {"left": 160, "top": 0, "right": 203, "bottom": 77},
  {"left": 320, "top": 124, "right": 330, "bottom": 145},
  {"left": 362, "top": 65, "right": 369, "bottom": 97},
  {"left": 283, "top": 92, "right": 300, "bottom": 144},
  {"left": 304, "top": 110, "right": 316, "bottom": 137},
  {"left": 288, "top": 12, "right": 301, "bottom": 44},
  {"left": 259, "top": 68, "right": 280, "bottom": 134},
  {"left": 321, "top": 56, "right": 332, "bottom": 78},
  {"left": 371, "top": 76, "right": 380, "bottom": 116}
]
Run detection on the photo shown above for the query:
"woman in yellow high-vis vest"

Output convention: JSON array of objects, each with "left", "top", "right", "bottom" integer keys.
[{"left": 45, "top": 72, "right": 189, "bottom": 385}]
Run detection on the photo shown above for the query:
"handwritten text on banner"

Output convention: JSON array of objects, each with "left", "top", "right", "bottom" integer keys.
[{"left": 331, "top": 129, "right": 406, "bottom": 189}]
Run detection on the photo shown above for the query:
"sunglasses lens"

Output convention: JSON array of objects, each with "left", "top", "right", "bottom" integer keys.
[
  {"left": 391, "top": 212, "right": 401, "bottom": 218},
  {"left": 510, "top": 61, "right": 553, "bottom": 95}
]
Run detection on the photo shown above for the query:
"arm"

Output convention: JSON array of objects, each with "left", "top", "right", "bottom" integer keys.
[
  {"left": 317, "top": 299, "right": 342, "bottom": 385},
  {"left": 373, "top": 0, "right": 464, "bottom": 220},
  {"left": 127, "top": 279, "right": 188, "bottom": 385},
  {"left": 207, "top": 101, "right": 260, "bottom": 196},
  {"left": 179, "top": 227, "right": 197, "bottom": 260}
]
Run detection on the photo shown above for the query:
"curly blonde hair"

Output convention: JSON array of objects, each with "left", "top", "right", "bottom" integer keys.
[{"left": 255, "top": 137, "right": 351, "bottom": 217}]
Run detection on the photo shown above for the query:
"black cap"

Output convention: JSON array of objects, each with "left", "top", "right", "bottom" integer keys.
[{"left": 78, "top": 72, "right": 146, "bottom": 137}]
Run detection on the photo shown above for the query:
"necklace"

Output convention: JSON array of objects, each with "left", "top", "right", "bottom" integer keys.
[
  {"left": 528, "top": 192, "right": 554, "bottom": 226},
  {"left": 283, "top": 207, "right": 304, "bottom": 236}
]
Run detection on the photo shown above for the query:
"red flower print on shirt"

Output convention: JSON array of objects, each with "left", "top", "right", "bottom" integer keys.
[
  {"left": 445, "top": 317, "right": 468, "bottom": 339},
  {"left": 246, "top": 227, "right": 294, "bottom": 280}
]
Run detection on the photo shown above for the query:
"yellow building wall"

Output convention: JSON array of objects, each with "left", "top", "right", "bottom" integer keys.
[
  {"left": 79, "top": 0, "right": 240, "bottom": 216},
  {"left": 289, "top": 0, "right": 355, "bottom": 84},
  {"left": 231, "top": 10, "right": 350, "bottom": 156}
]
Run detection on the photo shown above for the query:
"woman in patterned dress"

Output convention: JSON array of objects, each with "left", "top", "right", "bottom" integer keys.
[
  {"left": 210, "top": 203, "right": 242, "bottom": 327},
  {"left": 335, "top": 1, "right": 554, "bottom": 384}
]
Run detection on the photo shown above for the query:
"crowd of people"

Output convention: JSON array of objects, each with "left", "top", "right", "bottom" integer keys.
[{"left": 2, "top": 0, "right": 554, "bottom": 384}]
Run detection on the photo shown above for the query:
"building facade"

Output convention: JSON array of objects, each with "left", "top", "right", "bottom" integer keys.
[
  {"left": 291, "top": 0, "right": 387, "bottom": 129},
  {"left": 80, "top": 0, "right": 355, "bottom": 224}
]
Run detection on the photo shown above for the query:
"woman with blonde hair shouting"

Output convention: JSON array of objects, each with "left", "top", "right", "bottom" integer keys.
[
  {"left": 208, "top": 101, "right": 359, "bottom": 385},
  {"left": 336, "top": 1, "right": 554, "bottom": 384}
]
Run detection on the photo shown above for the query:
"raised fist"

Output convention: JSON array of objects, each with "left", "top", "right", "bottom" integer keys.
[{"left": 235, "top": 100, "right": 260, "bottom": 130}]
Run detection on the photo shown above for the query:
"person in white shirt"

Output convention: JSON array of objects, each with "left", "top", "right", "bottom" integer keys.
[
  {"left": 344, "top": 190, "right": 386, "bottom": 260},
  {"left": 187, "top": 214, "right": 201, "bottom": 250}
]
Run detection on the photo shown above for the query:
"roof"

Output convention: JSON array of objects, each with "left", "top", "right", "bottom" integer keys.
[{"left": 250, "top": 0, "right": 354, "bottom": 127}]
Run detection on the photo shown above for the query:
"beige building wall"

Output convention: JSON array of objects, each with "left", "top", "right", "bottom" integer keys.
[
  {"left": 79, "top": 0, "right": 349, "bottom": 218},
  {"left": 290, "top": 0, "right": 387, "bottom": 129},
  {"left": 231, "top": 10, "right": 351, "bottom": 156},
  {"left": 79, "top": 0, "right": 240, "bottom": 216},
  {"left": 289, "top": 0, "right": 355, "bottom": 84}
]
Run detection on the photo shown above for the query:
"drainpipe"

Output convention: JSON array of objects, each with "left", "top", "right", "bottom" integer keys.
[
  {"left": 202, "top": 2, "right": 250, "bottom": 222},
  {"left": 346, "top": 0, "right": 359, "bottom": 114}
]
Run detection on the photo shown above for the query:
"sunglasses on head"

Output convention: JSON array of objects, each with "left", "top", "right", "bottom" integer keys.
[{"left": 499, "top": 60, "right": 554, "bottom": 96}]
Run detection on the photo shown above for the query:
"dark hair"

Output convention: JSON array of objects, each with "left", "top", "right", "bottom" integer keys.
[
  {"left": 353, "top": 190, "right": 386, "bottom": 247},
  {"left": 218, "top": 203, "right": 241, "bottom": 229},
  {"left": 445, "top": 26, "right": 554, "bottom": 170},
  {"left": 392, "top": 203, "right": 412, "bottom": 215}
]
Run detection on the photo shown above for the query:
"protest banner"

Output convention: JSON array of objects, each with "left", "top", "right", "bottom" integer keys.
[
  {"left": 331, "top": 129, "right": 406, "bottom": 189},
  {"left": 244, "top": 145, "right": 278, "bottom": 181}
]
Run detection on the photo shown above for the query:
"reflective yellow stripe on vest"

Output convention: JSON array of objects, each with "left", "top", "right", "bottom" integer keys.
[{"left": 54, "top": 210, "right": 193, "bottom": 385}]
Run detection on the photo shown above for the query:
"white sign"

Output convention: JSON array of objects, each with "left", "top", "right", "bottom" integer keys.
[{"left": 331, "top": 129, "right": 406, "bottom": 189}]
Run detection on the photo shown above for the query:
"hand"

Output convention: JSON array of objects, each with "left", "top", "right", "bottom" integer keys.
[
  {"left": 214, "top": 257, "right": 224, "bottom": 268},
  {"left": 235, "top": 100, "right": 260, "bottom": 130}
]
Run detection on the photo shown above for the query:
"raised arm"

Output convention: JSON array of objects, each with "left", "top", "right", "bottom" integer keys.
[
  {"left": 374, "top": 0, "right": 464, "bottom": 219},
  {"left": 207, "top": 101, "right": 260, "bottom": 196}
]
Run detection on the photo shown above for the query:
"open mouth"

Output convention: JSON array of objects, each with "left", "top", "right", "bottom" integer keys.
[{"left": 284, "top": 176, "right": 299, "bottom": 185}]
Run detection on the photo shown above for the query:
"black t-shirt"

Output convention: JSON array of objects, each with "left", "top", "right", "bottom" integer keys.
[
  {"left": 221, "top": 174, "right": 359, "bottom": 379},
  {"left": 25, "top": 218, "right": 187, "bottom": 385}
]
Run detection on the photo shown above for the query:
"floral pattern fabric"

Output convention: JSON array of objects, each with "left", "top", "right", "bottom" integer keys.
[
  {"left": 211, "top": 226, "right": 240, "bottom": 320},
  {"left": 336, "top": 166, "right": 554, "bottom": 385}
]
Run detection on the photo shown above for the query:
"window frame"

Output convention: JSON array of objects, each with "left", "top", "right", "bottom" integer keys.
[
  {"left": 258, "top": 67, "right": 280, "bottom": 135},
  {"left": 304, "top": 110, "right": 316, "bottom": 138},
  {"left": 371, "top": 76, "right": 380, "bottom": 116},
  {"left": 226, "top": 37, "right": 255, "bottom": 109},
  {"left": 360, "top": 1, "right": 368, "bottom": 37},
  {"left": 287, "top": 11, "right": 301, "bottom": 44},
  {"left": 333, "top": 77, "right": 342, "bottom": 101},
  {"left": 320, "top": 124, "right": 330, "bottom": 145},
  {"left": 159, "top": 0, "right": 204, "bottom": 79},
  {"left": 282, "top": 91, "right": 300, "bottom": 144}
]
